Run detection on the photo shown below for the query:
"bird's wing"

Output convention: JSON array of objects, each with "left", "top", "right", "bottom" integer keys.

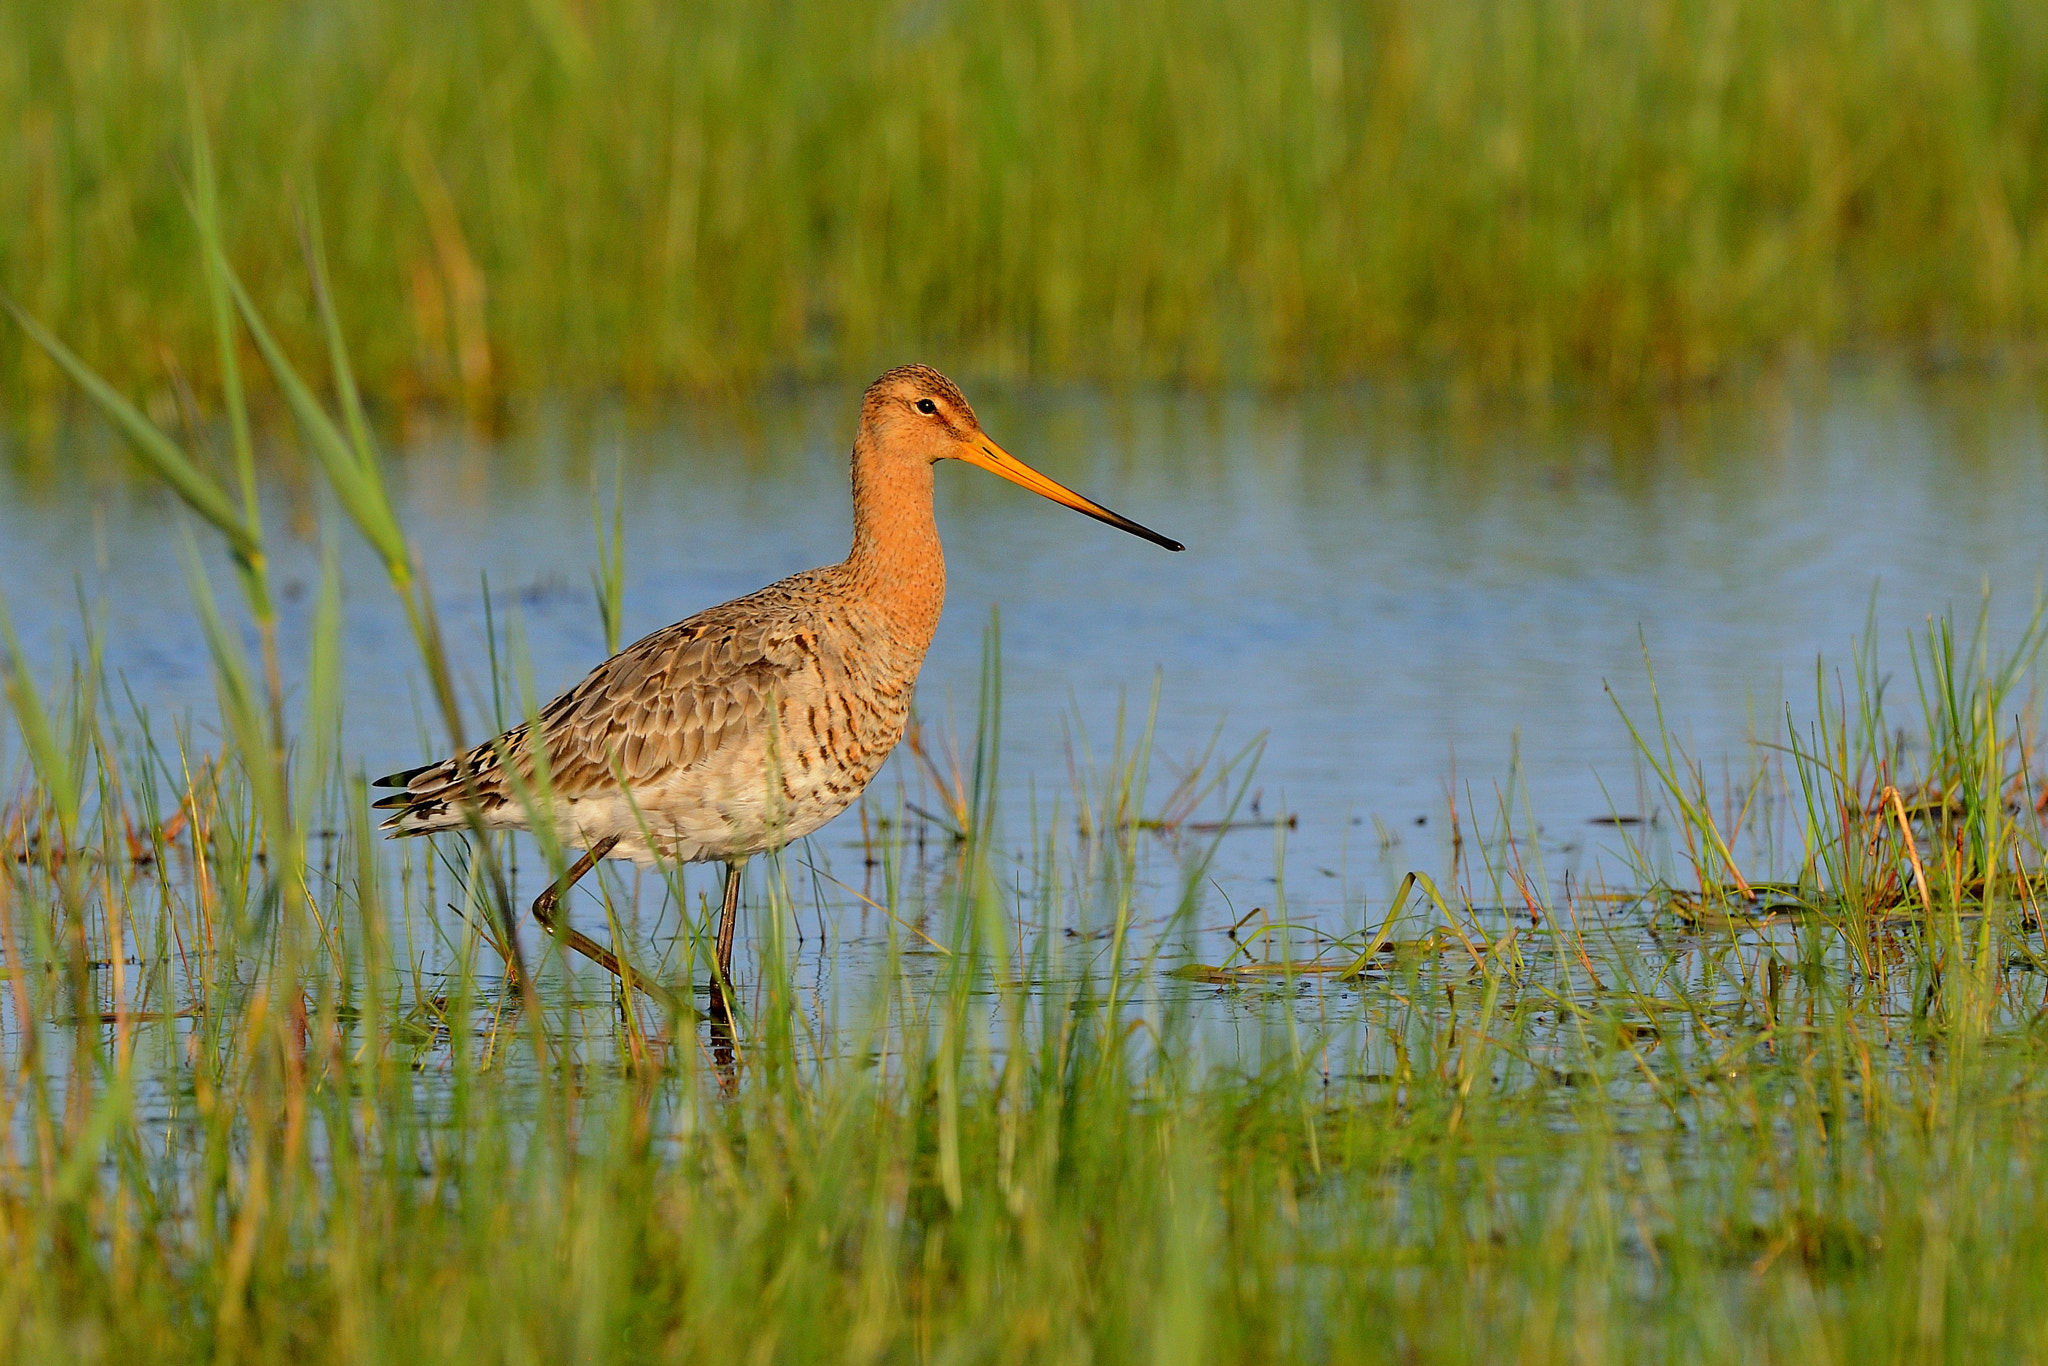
[{"left": 373, "top": 597, "right": 812, "bottom": 833}]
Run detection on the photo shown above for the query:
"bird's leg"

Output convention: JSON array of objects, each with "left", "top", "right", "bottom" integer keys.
[
  {"left": 532, "top": 835, "right": 618, "bottom": 930},
  {"left": 707, "top": 857, "right": 747, "bottom": 1022},
  {"left": 529, "top": 836, "right": 689, "bottom": 1017},
  {"left": 706, "top": 1007, "right": 738, "bottom": 1096},
  {"left": 715, "top": 858, "right": 747, "bottom": 980}
]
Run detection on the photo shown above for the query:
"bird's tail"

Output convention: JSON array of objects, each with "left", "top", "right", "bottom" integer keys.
[{"left": 370, "top": 750, "right": 500, "bottom": 835}]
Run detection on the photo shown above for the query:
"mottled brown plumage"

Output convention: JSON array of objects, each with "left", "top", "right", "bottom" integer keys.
[{"left": 373, "top": 364, "right": 1180, "bottom": 993}]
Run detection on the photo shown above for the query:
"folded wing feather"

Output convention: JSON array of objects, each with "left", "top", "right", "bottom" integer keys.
[{"left": 372, "top": 600, "right": 803, "bottom": 835}]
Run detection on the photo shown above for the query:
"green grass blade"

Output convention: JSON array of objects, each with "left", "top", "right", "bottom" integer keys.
[
  {"left": 298, "top": 542, "right": 346, "bottom": 814},
  {"left": 0, "top": 592, "right": 80, "bottom": 840},
  {"left": 178, "top": 532, "right": 286, "bottom": 838},
  {"left": 2, "top": 299, "right": 256, "bottom": 559},
  {"left": 210, "top": 260, "right": 408, "bottom": 573},
  {"left": 186, "top": 70, "right": 259, "bottom": 541},
  {"left": 299, "top": 190, "right": 379, "bottom": 477}
]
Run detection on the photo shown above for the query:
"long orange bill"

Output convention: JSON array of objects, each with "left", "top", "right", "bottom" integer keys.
[{"left": 958, "top": 438, "right": 1184, "bottom": 552}]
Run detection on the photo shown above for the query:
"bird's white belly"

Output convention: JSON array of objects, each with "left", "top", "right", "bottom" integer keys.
[{"left": 499, "top": 742, "right": 865, "bottom": 866}]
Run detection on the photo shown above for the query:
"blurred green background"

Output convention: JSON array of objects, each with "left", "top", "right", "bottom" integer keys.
[{"left": 4, "top": 0, "right": 2046, "bottom": 412}]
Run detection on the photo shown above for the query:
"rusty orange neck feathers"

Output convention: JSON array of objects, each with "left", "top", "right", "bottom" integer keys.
[{"left": 846, "top": 427, "right": 946, "bottom": 652}]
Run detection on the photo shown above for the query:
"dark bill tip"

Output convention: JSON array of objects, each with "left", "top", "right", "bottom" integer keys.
[{"left": 1088, "top": 504, "right": 1184, "bottom": 552}]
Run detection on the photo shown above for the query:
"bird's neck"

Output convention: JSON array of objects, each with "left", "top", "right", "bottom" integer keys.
[{"left": 846, "top": 441, "right": 946, "bottom": 653}]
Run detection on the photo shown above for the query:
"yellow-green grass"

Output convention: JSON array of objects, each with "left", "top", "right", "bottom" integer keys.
[{"left": 7, "top": 0, "right": 2048, "bottom": 414}]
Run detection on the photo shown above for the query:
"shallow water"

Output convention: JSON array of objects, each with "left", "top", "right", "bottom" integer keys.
[{"left": 4, "top": 373, "right": 2047, "bottom": 990}]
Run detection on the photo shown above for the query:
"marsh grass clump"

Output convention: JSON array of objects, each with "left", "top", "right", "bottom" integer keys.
[
  {"left": 1603, "top": 596, "right": 2048, "bottom": 1024},
  {"left": 7, "top": 0, "right": 2048, "bottom": 409},
  {"left": 14, "top": 147, "right": 2048, "bottom": 1363}
]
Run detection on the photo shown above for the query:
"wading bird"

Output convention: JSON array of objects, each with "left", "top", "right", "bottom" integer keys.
[{"left": 372, "top": 365, "right": 1180, "bottom": 1011}]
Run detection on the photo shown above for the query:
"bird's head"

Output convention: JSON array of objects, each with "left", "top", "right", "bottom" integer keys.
[{"left": 860, "top": 364, "right": 1182, "bottom": 552}]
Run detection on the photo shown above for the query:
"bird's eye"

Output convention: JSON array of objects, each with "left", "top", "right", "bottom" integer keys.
[{"left": 915, "top": 398, "right": 938, "bottom": 415}]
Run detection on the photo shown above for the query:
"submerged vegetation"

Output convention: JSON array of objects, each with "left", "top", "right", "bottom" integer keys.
[
  {"left": 7, "top": 0, "right": 2048, "bottom": 410},
  {"left": 5, "top": 131, "right": 2048, "bottom": 1363}
]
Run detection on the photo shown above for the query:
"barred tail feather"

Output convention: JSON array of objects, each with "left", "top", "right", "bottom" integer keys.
[
  {"left": 375, "top": 797, "right": 474, "bottom": 836},
  {"left": 370, "top": 751, "right": 502, "bottom": 835}
]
